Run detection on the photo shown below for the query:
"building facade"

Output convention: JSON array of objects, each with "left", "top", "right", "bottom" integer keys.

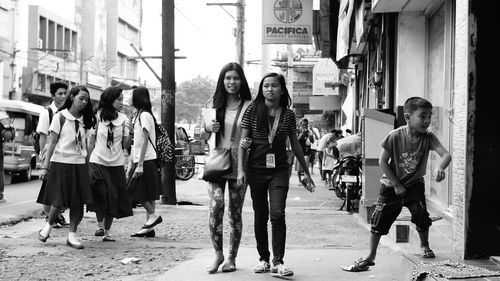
[
  {"left": 316, "top": 0, "right": 499, "bottom": 258},
  {"left": 1, "top": 0, "right": 142, "bottom": 105}
]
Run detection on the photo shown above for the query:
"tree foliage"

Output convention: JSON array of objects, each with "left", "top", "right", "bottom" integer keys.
[{"left": 176, "top": 75, "right": 216, "bottom": 123}]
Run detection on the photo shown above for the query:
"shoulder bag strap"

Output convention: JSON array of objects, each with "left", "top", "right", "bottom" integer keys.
[{"left": 229, "top": 100, "right": 244, "bottom": 144}]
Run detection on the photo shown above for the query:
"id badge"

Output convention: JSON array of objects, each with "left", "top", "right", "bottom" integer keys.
[{"left": 266, "top": 153, "right": 276, "bottom": 168}]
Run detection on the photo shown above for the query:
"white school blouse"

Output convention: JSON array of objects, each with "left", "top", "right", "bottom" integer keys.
[
  {"left": 49, "top": 109, "right": 88, "bottom": 164},
  {"left": 131, "top": 111, "right": 157, "bottom": 163},
  {"left": 89, "top": 111, "right": 129, "bottom": 167},
  {"left": 36, "top": 102, "right": 58, "bottom": 135}
]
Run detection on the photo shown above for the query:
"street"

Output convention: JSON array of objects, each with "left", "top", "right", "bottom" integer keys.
[{"left": 0, "top": 169, "right": 418, "bottom": 281}]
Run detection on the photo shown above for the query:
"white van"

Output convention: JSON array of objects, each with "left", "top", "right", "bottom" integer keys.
[{"left": 1, "top": 100, "right": 44, "bottom": 184}]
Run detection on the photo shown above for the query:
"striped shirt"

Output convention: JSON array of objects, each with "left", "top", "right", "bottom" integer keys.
[{"left": 241, "top": 103, "right": 296, "bottom": 169}]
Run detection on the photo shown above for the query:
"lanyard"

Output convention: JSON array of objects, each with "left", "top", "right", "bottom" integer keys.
[{"left": 267, "top": 108, "right": 282, "bottom": 150}]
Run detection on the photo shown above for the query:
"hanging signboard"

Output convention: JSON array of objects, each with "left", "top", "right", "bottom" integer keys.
[
  {"left": 312, "top": 58, "right": 339, "bottom": 95},
  {"left": 337, "top": 0, "right": 354, "bottom": 61},
  {"left": 262, "top": 0, "right": 313, "bottom": 44}
]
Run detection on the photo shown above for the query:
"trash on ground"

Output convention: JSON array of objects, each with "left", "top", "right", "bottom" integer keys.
[{"left": 121, "top": 257, "right": 141, "bottom": 265}]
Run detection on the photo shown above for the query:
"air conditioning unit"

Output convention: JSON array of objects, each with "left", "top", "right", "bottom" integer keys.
[{"left": 37, "top": 38, "right": 43, "bottom": 49}]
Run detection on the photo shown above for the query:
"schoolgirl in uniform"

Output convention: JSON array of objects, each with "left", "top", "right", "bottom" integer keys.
[
  {"left": 38, "top": 85, "right": 96, "bottom": 249},
  {"left": 87, "top": 86, "right": 134, "bottom": 242},
  {"left": 127, "top": 86, "right": 163, "bottom": 238}
]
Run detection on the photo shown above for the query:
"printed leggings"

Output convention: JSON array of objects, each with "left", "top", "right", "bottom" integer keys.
[{"left": 207, "top": 178, "right": 247, "bottom": 257}]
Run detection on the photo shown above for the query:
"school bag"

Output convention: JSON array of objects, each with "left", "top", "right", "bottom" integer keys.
[
  {"left": 33, "top": 107, "right": 54, "bottom": 155},
  {"left": 138, "top": 111, "right": 175, "bottom": 166}
]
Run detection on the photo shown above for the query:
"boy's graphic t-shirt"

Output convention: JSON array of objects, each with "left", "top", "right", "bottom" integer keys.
[{"left": 380, "top": 125, "right": 443, "bottom": 187}]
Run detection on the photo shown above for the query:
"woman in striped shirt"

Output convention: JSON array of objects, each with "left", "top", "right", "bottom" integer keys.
[{"left": 237, "top": 72, "right": 315, "bottom": 278}]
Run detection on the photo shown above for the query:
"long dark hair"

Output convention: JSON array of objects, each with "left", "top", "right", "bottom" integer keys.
[
  {"left": 59, "top": 85, "right": 96, "bottom": 129},
  {"left": 252, "top": 72, "right": 291, "bottom": 130},
  {"left": 96, "top": 86, "right": 122, "bottom": 122},
  {"left": 211, "top": 62, "right": 251, "bottom": 138},
  {"left": 132, "top": 86, "right": 156, "bottom": 123}
]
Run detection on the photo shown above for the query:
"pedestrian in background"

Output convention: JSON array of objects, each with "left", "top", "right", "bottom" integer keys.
[
  {"left": 296, "top": 118, "right": 313, "bottom": 184},
  {"left": 308, "top": 121, "right": 320, "bottom": 174},
  {"left": 200, "top": 62, "right": 252, "bottom": 273},
  {"left": 238, "top": 72, "right": 315, "bottom": 278},
  {"left": 317, "top": 129, "right": 335, "bottom": 182},
  {"left": 127, "top": 86, "right": 163, "bottom": 238},
  {"left": 322, "top": 137, "right": 338, "bottom": 189},
  {"left": 0, "top": 109, "right": 14, "bottom": 203},
  {"left": 35, "top": 81, "right": 70, "bottom": 227},
  {"left": 38, "top": 85, "right": 96, "bottom": 249},
  {"left": 87, "top": 86, "right": 134, "bottom": 242},
  {"left": 344, "top": 97, "right": 452, "bottom": 272}
]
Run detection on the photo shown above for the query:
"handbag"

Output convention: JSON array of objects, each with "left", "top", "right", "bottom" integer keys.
[{"left": 202, "top": 101, "right": 244, "bottom": 181}]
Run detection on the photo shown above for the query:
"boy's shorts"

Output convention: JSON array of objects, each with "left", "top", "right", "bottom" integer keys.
[{"left": 370, "top": 182, "right": 432, "bottom": 235}]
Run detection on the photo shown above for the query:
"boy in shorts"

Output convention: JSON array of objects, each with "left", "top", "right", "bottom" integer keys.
[{"left": 343, "top": 97, "right": 452, "bottom": 272}]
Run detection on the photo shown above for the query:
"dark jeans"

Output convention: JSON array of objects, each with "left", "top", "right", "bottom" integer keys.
[{"left": 248, "top": 168, "right": 289, "bottom": 265}]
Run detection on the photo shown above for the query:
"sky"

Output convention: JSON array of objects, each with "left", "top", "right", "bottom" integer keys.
[{"left": 140, "top": 0, "right": 264, "bottom": 88}]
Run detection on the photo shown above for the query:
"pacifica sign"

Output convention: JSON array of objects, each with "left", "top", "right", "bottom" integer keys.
[{"left": 262, "top": 0, "right": 313, "bottom": 44}]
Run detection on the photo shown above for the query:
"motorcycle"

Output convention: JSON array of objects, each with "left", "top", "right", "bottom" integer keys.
[{"left": 332, "top": 155, "right": 362, "bottom": 212}]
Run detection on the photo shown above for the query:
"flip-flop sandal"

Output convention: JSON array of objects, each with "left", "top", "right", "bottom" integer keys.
[
  {"left": 422, "top": 249, "right": 435, "bottom": 258},
  {"left": 341, "top": 264, "right": 369, "bottom": 272},
  {"left": 103, "top": 236, "right": 116, "bottom": 242},
  {"left": 354, "top": 258, "right": 375, "bottom": 267}
]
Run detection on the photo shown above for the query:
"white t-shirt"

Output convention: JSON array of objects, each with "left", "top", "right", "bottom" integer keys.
[
  {"left": 131, "top": 110, "right": 157, "bottom": 163},
  {"left": 317, "top": 133, "right": 333, "bottom": 152},
  {"left": 36, "top": 102, "right": 58, "bottom": 135},
  {"left": 89, "top": 111, "right": 129, "bottom": 167},
  {"left": 49, "top": 109, "right": 88, "bottom": 164}
]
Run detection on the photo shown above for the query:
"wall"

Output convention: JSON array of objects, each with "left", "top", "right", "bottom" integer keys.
[{"left": 395, "top": 13, "right": 425, "bottom": 105}]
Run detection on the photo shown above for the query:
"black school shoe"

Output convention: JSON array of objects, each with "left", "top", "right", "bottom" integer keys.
[{"left": 53, "top": 214, "right": 70, "bottom": 228}]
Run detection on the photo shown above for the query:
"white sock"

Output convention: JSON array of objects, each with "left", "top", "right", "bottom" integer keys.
[
  {"left": 40, "top": 222, "right": 52, "bottom": 237},
  {"left": 68, "top": 232, "right": 80, "bottom": 245},
  {"left": 104, "top": 229, "right": 110, "bottom": 236},
  {"left": 146, "top": 213, "right": 158, "bottom": 225}
]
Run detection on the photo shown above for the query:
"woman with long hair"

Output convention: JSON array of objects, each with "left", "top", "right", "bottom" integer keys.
[
  {"left": 37, "top": 85, "right": 96, "bottom": 249},
  {"left": 127, "top": 86, "right": 163, "bottom": 238},
  {"left": 238, "top": 73, "right": 315, "bottom": 277},
  {"left": 87, "top": 86, "right": 134, "bottom": 241},
  {"left": 200, "top": 62, "right": 252, "bottom": 273}
]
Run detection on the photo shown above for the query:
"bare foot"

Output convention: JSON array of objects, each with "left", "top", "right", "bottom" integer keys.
[
  {"left": 221, "top": 256, "right": 236, "bottom": 272},
  {"left": 206, "top": 252, "right": 224, "bottom": 274}
]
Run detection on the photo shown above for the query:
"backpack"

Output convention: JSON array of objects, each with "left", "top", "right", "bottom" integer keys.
[
  {"left": 150, "top": 123, "right": 175, "bottom": 166},
  {"left": 34, "top": 107, "right": 54, "bottom": 155},
  {"left": 138, "top": 111, "right": 175, "bottom": 166}
]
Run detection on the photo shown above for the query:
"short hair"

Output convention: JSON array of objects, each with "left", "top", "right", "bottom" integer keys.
[
  {"left": 50, "top": 82, "right": 68, "bottom": 96},
  {"left": 404, "top": 97, "right": 432, "bottom": 114}
]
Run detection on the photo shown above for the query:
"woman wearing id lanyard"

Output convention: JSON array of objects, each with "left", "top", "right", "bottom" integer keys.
[
  {"left": 37, "top": 85, "right": 96, "bottom": 249},
  {"left": 237, "top": 72, "right": 315, "bottom": 278}
]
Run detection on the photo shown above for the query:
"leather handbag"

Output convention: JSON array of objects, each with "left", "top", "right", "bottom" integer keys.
[{"left": 202, "top": 101, "right": 244, "bottom": 181}]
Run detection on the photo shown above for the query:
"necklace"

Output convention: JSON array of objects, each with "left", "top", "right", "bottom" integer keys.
[{"left": 226, "top": 98, "right": 240, "bottom": 110}]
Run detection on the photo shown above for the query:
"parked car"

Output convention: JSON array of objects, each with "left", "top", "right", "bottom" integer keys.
[{"left": 1, "top": 100, "right": 44, "bottom": 184}]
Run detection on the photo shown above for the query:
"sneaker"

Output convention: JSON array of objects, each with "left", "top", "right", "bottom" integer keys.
[
  {"left": 271, "top": 263, "right": 294, "bottom": 277},
  {"left": 253, "top": 260, "right": 270, "bottom": 273}
]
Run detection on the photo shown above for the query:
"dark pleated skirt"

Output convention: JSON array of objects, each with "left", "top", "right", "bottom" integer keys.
[
  {"left": 127, "top": 159, "right": 161, "bottom": 204},
  {"left": 36, "top": 178, "right": 50, "bottom": 205},
  {"left": 42, "top": 162, "right": 92, "bottom": 208},
  {"left": 87, "top": 163, "right": 133, "bottom": 219}
]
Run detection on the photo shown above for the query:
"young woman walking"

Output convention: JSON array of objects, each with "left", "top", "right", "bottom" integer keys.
[
  {"left": 127, "top": 86, "right": 163, "bottom": 237},
  {"left": 38, "top": 85, "right": 96, "bottom": 249},
  {"left": 201, "top": 62, "right": 252, "bottom": 273},
  {"left": 238, "top": 73, "right": 315, "bottom": 278},
  {"left": 87, "top": 86, "right": 134, "bottom": 241}
]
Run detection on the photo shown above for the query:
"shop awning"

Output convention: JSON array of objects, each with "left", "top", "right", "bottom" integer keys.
[{"left": 371, "top": 0, "right": 436, "bottom": 13}]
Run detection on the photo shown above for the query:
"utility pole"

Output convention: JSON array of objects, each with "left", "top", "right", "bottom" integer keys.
[
  {"left": 162, "top": 0, "right": 177, "bottom": 204},
  {"left": 206, "top": 0, "right": 245, "bottom": 66}
]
